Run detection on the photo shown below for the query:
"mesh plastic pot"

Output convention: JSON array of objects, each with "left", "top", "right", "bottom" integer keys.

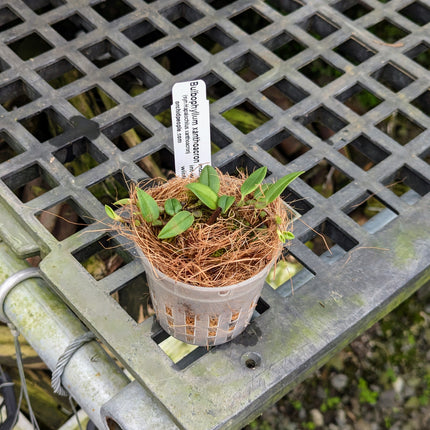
[{"left": 139, "top": 250, "right": 275, "bottom": 346}]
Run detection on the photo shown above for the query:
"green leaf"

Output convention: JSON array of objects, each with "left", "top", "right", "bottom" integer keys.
[
  {"left": 113, "top": 198, "right": 131, "bottom": 206},
  {"left": 240, "top": 166, "right": 267, "bottom": 199},
  {"left": 105, "top": 205, "right": 120, "bottom": 221},
  {"left": 218, "top": 195, "right": 235, "bottom": 214},
  {"left": 277, "top": 230, "right": 295, "bottom": 243},
  {"left": 254, "top": 183, "right": 270, "bottom": 200},
  {"left": 263, "top": 171, "right": 304, "bottom": 205},
  {"left": 164, "top": 198, "right": 182, "bottom": 216},
  {"left": 158, "top": 211, "right": 195, "bottom": 239},
  {"left": 199, "top": 165, "right": 220, "bottom": 194},
  {"left": 136, "top": 188, "right": 159, "bottom": 223},
  {"left": 186, "top": 183, "right": 218, "bottom": 210}
]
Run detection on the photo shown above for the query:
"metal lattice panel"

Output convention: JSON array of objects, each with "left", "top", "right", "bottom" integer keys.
[{"left": 0, "top": 1, "right": 430, "bottom": 429}]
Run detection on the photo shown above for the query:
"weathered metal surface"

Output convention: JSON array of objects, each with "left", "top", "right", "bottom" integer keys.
[{"left": 0, "top": 0, "right": 429, "bottom": 429}]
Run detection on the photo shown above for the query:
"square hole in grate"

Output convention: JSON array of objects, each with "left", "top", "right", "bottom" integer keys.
[
  {"left": 112, "top": 65, "right": 160, "bottom": 96},
  {"left": 110, "top": 272, "right": 151, "bottom": 323},
  {"left": 122, "top": 19, "right": 166, "bottom": 48},
  {"left": 0, "top": 130, "right": 24, "bottom": 163},
  {"left": 222, "top": 100, "right": 271, "bottom": 134},
  {"left": 303, "top": 159, "right": 352, "bottom": 198},
  {"left": 8, "top": 32, "right": 53, "bottom": 61},
  {"left": 50, "top": 13, "right": 95, "bottom": 41},
  {"left": 261, "top": 79, "right": 309, "bottom": 110},
  {"left": 333, "top": 0, "right": 373, "bottom": 20},
  {"left": 298, "top": 14, "right": 339, "bottom": 40},
  {"left": 201, "top": 73, "right": 234, "bottom": 102},
  {"left": 152, "top": 328, "right": 207, "bottom": 367},
  {"left": 154, "top": 46, "right": 199, "bottom": 75},
  {"left": 193, "top": 25, "right": 236, "bottom": 53},
  {"left": 37, "top": 58, "right": 85, "bottom": 89},
  {"left": 229, "top": 8, "right": 272, "bottom": 34},
  {"left": 0, "top": 58, "right": 9, "bottom": 73},
  {"left": 264, "top": 32, "right": 307, "bottom": 61},
  {"left": 301, "top": 219, "right": 358, "bottom": 263},
  {"left": 343, "top": 192, "right": 397, "bottom": 233},
  {"left": 282, "top": 188, "right": 313, "bottom": 216},
  {"left": 371, "top": 63, "right": 415, "bottom": 93},
  {"left": 36, "top": 198, "right": 93, "bottom": 241},
  {"left": 145, "top": 96, "right": 172, "bottom": 127},
  {"left": 411, "top": 90, "right": 430, "bottom": 117},
  {"left": 405, "top": 42, "right": 430, "bottom": 69},
  {"left": 102, "top": 115, "right": 153, "bottom": 151},
  {"left": 299, "top": 57, "right": 344, "bottom": 87},
  {"left": 0, "top": 6, "right": 23, "bottom": 31},
  {"left": 80, "top": 39, "right": 127, "bottom": 68},
  {"left": 226, "top": 51, "right": 271, "bottom": 82},
  {"left": 0, "top": 79, "right": 41, "bottom": 112},
  {"left": 136, "top": 147, "right": 175, "bottom": 179},
  {"left": 87, "top": 172, "right": 130, "bottom": 207},
  {"left": 211, "top": 125, "right": 233, "bottom": 151},
  {"left": 338, "top": 134, "right": 390, "bottom": 171},
  {"left": 264, "top": 0, "right": 303, "bottom": 15},
  {"left": 267, "top": 251, "right": 315, "bottom": 296},
  {"left": 22, "top": 0, "right": 65, "bottom": 15},
  {"left": 333, "top": 37, "right": 376, "bottom": 65},
  {"left": 376, "top": 111, "right": 424, "bottom": 146},
  {"left": 73, "top": 235, "right": 131, "bottom": 281},
  {"left": 220, "top": 154, "right": 269, "bottom": 177},
  {"left": 204, "top": 0, "right": 232, "bottom": 9},
  {"left": 2, "top": 162, "right": 58, "bottom": 202},
  {"left": 19, "top": 107, "right": 68, "bottom": 143},
  {"left": 295, "top": 105, "right": 349, "bottom": 141},
  {"left": 398, "top": 1, "right": 430, "bottom": 26},
  {"left": 419, "top": 148, "right": 430, "bottom": 165},
  {"left": 260, "top": 129, "right": 310, "bottom": 165},
  {"left": 383, "top": 165, "right": 430, "bottom": 204},
  {"left": 92, "top": 0, "right": 135, "bottom": 22},
  {"left": 366, "top": 19, "right": 409, "bottom": 44},
  {"left": 336, "top": 83, "right": 382, "bottom": 115},
  {"left": 53, "top": 137, "right": 108, "bottom": 176},
  {"left": 160, "top": 2, "right": 204, "bottom": 28},
  {"left": 68, "top": 87, "right": 118, "bottom": 119}
]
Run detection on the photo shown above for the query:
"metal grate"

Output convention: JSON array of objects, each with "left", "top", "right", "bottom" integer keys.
[{"left": 0, "top": 1, "right": 429, "bottom": 428}]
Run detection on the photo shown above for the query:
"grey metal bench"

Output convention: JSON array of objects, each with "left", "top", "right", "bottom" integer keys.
[{"left": 0, "top": 0, "right": 429, "bottom": 429}]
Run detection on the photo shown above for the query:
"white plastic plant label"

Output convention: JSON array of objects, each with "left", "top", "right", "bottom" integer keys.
[{"left": 171, "top": 80, "right": 211, "bottom": 177}]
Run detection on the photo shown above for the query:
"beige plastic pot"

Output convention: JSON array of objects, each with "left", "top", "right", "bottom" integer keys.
[{"left": 139, "top": 250, "right": 275, "bottom": 347}]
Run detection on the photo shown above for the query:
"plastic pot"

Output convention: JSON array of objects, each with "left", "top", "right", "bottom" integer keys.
[{"left": 138, "top": 250, "right": 275, "bottom": 346}]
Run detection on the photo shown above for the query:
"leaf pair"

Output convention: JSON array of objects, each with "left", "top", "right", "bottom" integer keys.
[{"left": 186, "top": 166, "right": 234, "bottom": 214}]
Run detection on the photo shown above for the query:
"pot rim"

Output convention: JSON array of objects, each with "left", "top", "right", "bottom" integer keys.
[{"left": 136, "top": 246, "right": 281, "bottom": 292}]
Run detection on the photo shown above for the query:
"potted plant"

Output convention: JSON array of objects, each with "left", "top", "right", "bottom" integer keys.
[{"left": 105, "top": 166, "right": 303, "bottom": 346}]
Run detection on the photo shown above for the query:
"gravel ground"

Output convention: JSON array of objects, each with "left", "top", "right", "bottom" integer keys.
[{"left": 244, "top": 286, "right": 430, "bottom": 430}]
